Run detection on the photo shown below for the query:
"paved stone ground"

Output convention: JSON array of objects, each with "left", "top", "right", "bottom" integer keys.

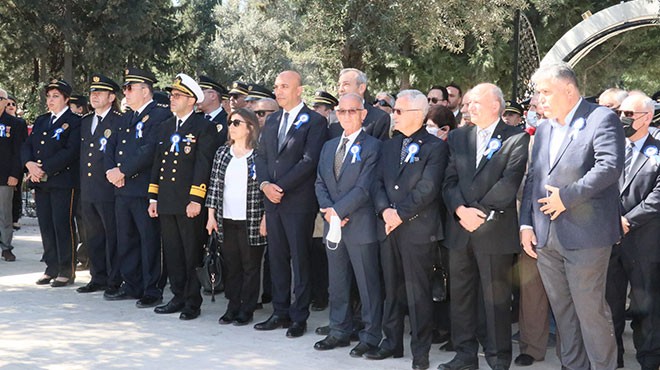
[{"left": 0, "top": 217, "right": 638, "bottom": 369}]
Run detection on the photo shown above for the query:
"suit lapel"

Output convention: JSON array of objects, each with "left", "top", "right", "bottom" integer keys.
[
  {"left": 621, "top": 136, "right": 654, "bottom": 192},
  {"left": 396, "top": 131, "right": 425, "bottom": 178},
  {"left": 474, "top": 121, "right": 506, "bottom": 178},
  {"left": 337, "top": 131, "right": 366, "bottom": 180},
  {"left": 549, "top": 100, "right": 590, "bottom": 173},
  {"left": 278, "top": 106, "right": 309, "bottom": 154}
]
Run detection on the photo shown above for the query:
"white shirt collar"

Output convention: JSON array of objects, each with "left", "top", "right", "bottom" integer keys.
[
  {"left": 206, "top": 106, "right": 224, "bottom": 119},
  {"left": 135, "top": 100, "right": 154, "bottom": 116},
  {"left": 553, "top": 98, "right": 582, "bottom": 127},
  {"left": 96, "top": 107, "right": 111, "bottom": 120},
  {"left": 627, "top": 133, "right": 649, "bottom": 152},
  {"left": 51, "top": 106, "right": 69, "bottom": 120},
  {"left": 175, "top": 109, "right": 195, "bottom": 126}
]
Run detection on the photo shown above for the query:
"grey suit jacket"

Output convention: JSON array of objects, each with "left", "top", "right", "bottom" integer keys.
[
  {"left": 520, "top": 99, "right": 625, "bottom": 250},
  {"left": 315, "top": 130, "right": 381, "bottom": 245}
]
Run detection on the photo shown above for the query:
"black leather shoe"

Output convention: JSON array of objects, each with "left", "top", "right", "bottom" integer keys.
[
  {"left": 154, "top": 301, "right": 185, "bottom": 314},
  {"left": 315, "top": 325, "right": 330, "bottom": 336},
  {"left": 363, "top": 347, "right": 403, "bottom": 360},
  {"left": 179, "top": 308, "right": 200, "bottom": 320},
  {"left": 104, "top": 288, "right": 132, "bottom": 301},
  {"left": 413, "top": 357, "right": 430, "bottom": 370},
  {"left": 136, "top": 296, "right": 162, "bottom": 308},
  {"left": 76, "top": 282, "right": 107, "bottom": 293},
  {"left": 350, "top": 342, "right": 376, "bottom": 358},
  {"left": 254, "top": 315, "right": 292, "bottom": 331},
  {"left": 437, "top": 357, "right": 479, "bottom": 370},
  {"left": 2, "top": 249, "right": 16, "bottom": 261},
  {"left": 233, "top": 312, "right": 253, "bottom": 326},
  {"left": 261, "top": 293, "right": 272, "bottom": 304},
  {"left": 286, "top": 321, "right": 307, "bottom": 338},
  {"left": 218, "top": 311, "right": 238, "bottom": 325},
  {"left": 51, "top": 277, "right": 74, "bottom": 287},
  {"left": 314, "top": 336, "right": 350, "bottom": 350},
  {"left": 514, "top": 354, "right": 535, "bottom": 367},
  {"left": 440, "top": 340, "right": 454, "bottom": 351},
  {"left": 36, "top": 275, "right": 53, "bottom": 285},
  {"left": 432, "top": 329, "right": 451, "bottom": 344},
  {"left": 311, "top": 301, "right": 328, "bottom": 311}
]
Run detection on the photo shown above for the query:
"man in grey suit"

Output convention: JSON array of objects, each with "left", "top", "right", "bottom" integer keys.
[
  {"left": 520, "top": 62, "right": 624, "bottom": 370},
  {"left": 313, "top": 93, "right": 382, "bottom": 358}
]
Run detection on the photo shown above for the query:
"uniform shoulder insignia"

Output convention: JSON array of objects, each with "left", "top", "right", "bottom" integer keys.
[{"left": 82, "top": 112, "right": 94, "bottom": 119}]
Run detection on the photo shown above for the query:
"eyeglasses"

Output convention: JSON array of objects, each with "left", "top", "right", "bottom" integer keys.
[
  {"left": 170, "top": 92, "right": 192, "bottom": 100},
  {"left": 254, "top": 110, "right": 275, "bottom": 117},
  {"left": 428, "top": 97, "right": 445, "bottom": 104},
  {"left": 7, "top": 102, "right": 16, "bottom": 107},
  {"left": 373, "top": 99, "right": 391, "bottom": 108},
  {"left": 336, "top": 108, "right": 364, "bottom": 116},
  {"left": 229, "top": 119, "right": 247, "bottom": 127},
  {"left": 616, "top": 110, "right": 648, "bottom": 118},
  {"left": 122, "top": 83, "right": 144, "bottom": 92},
  {"left": 393, "top": 108, "right": 422, "bottom": 115},
  {"left": 229, "top": 94, "right": 244, "bottom": 100}
]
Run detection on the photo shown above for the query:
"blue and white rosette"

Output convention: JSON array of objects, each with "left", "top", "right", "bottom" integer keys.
[
  {"left": 0, "top": 124, "right": 5, "bottom": 137},
  {"left": 484, "top": 138, "right": 502, "bottom": 160},
  {"left": 136, "top": 122, "right": 144, "bottom": 139},
  {"left": 249, "top": 163, "right": 257, "bottom": 180},
  {"left": 350, "top": 144, "right": 361, "bottom": 163},
  {"left": 405, "top": 143, "right": 420, "bottom": 163},
  {"left": 99, "top": 137, "right": 107, "bottom": 152},
  {"left": 170, "top": 133, "right": 181, "bottom": 153},
  {"left": 52, "top": 128, "right": 64, "bottom": 140},
  {"left": 294, "top": 114, "right": 309, "bottom": 129},
  {"left": 569, "top": 118, "right": 586, "bottom": 139},
  {"left": 644, "top": 145, "right": 660, "bottom": 164}
]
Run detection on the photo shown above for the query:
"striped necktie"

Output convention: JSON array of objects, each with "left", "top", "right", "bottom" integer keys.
[{"left": 624, "top": 142, "right": 634, "bottom": 179}]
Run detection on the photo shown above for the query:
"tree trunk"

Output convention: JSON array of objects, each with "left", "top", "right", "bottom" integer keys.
[
  {"left": 399, "top": 35, "right": 413, "bottom": 90},
  {"left": 62, "top": 0, "right": 74, "bottom": 87}
]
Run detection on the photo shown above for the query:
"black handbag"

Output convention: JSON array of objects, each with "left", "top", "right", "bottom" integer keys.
[{"left": 196, "top": 230, "right": 224, "bottom": 302}]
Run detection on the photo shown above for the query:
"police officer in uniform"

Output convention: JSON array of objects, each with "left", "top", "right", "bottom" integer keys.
[
  {"left": 148, "top": 74, "right": 217, "bottom": 320},
  {"left": 198, "top": 75, "right": 228, "bottom": 146},
  {"left": 245, "top": 83, "right": 275, "bottom": 110},
  {"left": 228, "top": 81, "right": 249, "bottom": 112},
  {"left": 103, "top": 68, "right": 171, "bottom": 308},
  {"left": 77, "top": 74, "right": 123, "bottom": 293},
  {"left": 22, "top": 79, "right": 81, "bottom": 287}
]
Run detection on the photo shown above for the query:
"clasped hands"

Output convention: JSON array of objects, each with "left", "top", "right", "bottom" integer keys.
[
  {"left": 320, "top": 207, "right": 349, "bottom": 227},
  {"left": 382, "top": 208, "right": 402, "bottom": 235},
  {"left": 106, "top": 167, "right": 125, "bottom": 188}
]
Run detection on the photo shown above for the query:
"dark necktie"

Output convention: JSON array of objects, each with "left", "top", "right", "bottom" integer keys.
[
  {"left": 205, "top": 114, "right": 212, "bottom": 121},
  {"left": 400, "top": 137, "right": 412, "bottom": 165},
  {"left": 334, "top": 138, "right": 349, "bottom": 178},
  {"left": 176, "top": 119, "right": 183, "bottom": 131},
  {"left": 278, "top": 112, "right": 290, "bottom": 150},
  {"left": 92, "top": 115, "right": 102, "bottom": 135},
  {"left": 133, "top": 111, "right": 140, "bottom": 124},
  {"left": 624, "top": 142, "right": 634, "bottom": 179},
  {"left": 49, "top": 115, "right": 56, "bottom": 126}
]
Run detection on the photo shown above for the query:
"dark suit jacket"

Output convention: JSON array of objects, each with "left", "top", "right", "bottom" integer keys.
[
  {"left": 104, "top": 101, "right": 172, "bottom": 197},
  {"left": 329, "top": 103, "right": 391, "bottom": 141},
  {"left": 80, "top": 110, "right": 123, "bottom": 202},
  {"left": 0, "top": 112, "right": 27, "bottom": 184},
  {"left": 443, "top": 120, "right": 529, "bottom": 254},
  {"left": 520, "top": 100, "right": 625, "bottom": 250},
  {"left": 22, "top": 108, "right": 81, "bottom": 189},
  {"left": 255, "top": 104, "right": 328, "bottom": 213},
  {"left": 199, "top": 110, "right": 228, "bottom": 147},
  {"left": 315, "top": 130, "right": 381, "bottom": 245},
  {"left": 373, "top": 127, "right": 448, "bottom": 243},
  {"left": 149, "top": 113, "right": 217, "bottom": 215},
  {"left": 619, "top": 134, "right": 660, "bottom": 262}
]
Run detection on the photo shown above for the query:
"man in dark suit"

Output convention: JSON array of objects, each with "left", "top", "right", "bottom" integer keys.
[
  {"left": 148, "top": 74, "right": 217, "bottom": 320},
  {"left": 447, "top": 83, "right": 463, "bottom": 123},
  {"left": 440, "top": 83, "right": 529, "bottom": 370},
  {"left": 0, "top": 88, "right": 27, "bottom": 262},
  {"left": 366, "top": 89, "right": 448, "bottom": 370},
  {"left": 329, "top": 68, "right": 390, "bottom": 140},
  {"left": 313, "top": 93, "right": 382, "bottom": 357},
  {"left": 605, "top": 94, "right": 660, "bottom": 370},
  {"left": 520, "top": 63, "right": 623, "bottom": 370},
  {"left": 104, "top": 68, "right": 172, "bottom": 307},
  {"left": 77, "top": 74, "right": 123, "bottom": 293},
  {"left": 254, "top": 70, "right": 328, "bottom": 338},
  {"left": 198, "top": 75, "right": 228, "bottom": 147}
]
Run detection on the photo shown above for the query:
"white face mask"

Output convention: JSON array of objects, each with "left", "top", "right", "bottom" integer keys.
[
  {"left": 325, "top": 215, "right": 342, "bottom": 249},
  {"left": 426, "top": 126, "right": 439, "bottom": 136},
  {"left": 526, "top": 110, "right": 539, "bottom": 127}
]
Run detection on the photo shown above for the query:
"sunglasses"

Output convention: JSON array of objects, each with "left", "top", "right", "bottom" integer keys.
[
  {"left": 393, "top": 108, "right": 422, "bottom": 115},
  {"left": 616, "top": 110, "right": 648, "bottom": 118},
  {"left": 373, "top": 99, "right": 391, "bottom": 108},
  {"left": 229, "top": 119, "right": 247, "bottom": 127},
  {"left": 336, "top": 108, "right": 363, "bottom": 116},
  {"left": 122, "top": 83, "right": 144, "bottom": 92},
  {"left": 7, "top": 102, "right": 16, "bottom": 106},
  {"left": 254, "top": 110, "right": 275, "bottom": 117},
  {"left": 428, "top": 97, "right": 445, "bottom": 104}
]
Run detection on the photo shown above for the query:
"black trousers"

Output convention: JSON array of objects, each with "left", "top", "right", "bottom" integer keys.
[
  {"left": 433, "top": 244, "right": 451, "bottom": 335},
  {"left": 34, "top": 188, "right": 76, "bottom": 279},
  {"left": 12, "top": 176, "right": 22, "bottom": 222},
  {"left": 81, "top": 200, "right": 120, "bottom": 287},
  {"left": 160, "top": 213, "right": 203, "bottom": 310},
  {"left": 115, "top": 196, "right": 161, "bottom": 298},
  {"left": 449, "top": 242, "right": 514, "bottom": 368},
  {"left": 222, "top": 219, "right": 265, "bottom": 315},
  {"left": 266, "top": 211, "right": 315, "bottom": 323},
  {"left": 310, "top": 237, "right": 329, "bottom": 306},
  {"left": 380, "top": 231, "right": 435, "bottom": 360}
]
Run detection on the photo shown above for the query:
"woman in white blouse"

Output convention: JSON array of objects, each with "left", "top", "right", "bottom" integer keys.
[{"left": 206, "top": 108, "right": 267, "bottom": 326}]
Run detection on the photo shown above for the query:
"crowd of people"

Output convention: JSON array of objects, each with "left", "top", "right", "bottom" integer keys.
[{"left": 1, "top": 62, "right": 659, "bottom": 370}]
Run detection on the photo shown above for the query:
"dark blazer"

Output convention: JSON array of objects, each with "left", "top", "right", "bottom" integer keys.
[
  {"left": 80, "top": 110, "right": 123, "bottom": 202},
  {"left": 619, "top": 134, "right": 660, "bottom": 262},
  {"left": 315, "top": 130, "right": 381, "bottom": 245},
  {"left": 0, "top": 112, "right": 27, "bottom": 184},
  {"left": 329, "top": 103, "right": 391, "bottom": 141},
  {"left": 443, "top": 120, "right": 529, "bottom": 254},
  {"left": 520, "top": 100, "right": 625, "bottom": 250},
  {"left": 22, "top": 108, "right": 81, "bottom": 189},
  {"left": 148, "top": 113, "right": 217, "bottom": 215},
  {"left": 373, "top": 127, "right": 448, "bottom": 243},
  {"left": 104, "top": 101, "right": 172, "bottom": 197},
  {"left": 255, "top": 104, "right": 328, "bottom": 213},
  {"left": 199, "top": 110, "right": 228, "bottom": 147}
]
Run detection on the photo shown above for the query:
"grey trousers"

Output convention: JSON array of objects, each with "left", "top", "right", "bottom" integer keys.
[
  {"left": 0, "top": 186, "right": 14, "bottom": 251},
  {"left": 537, "top": 226, "right": 617, "bottom": 370}
]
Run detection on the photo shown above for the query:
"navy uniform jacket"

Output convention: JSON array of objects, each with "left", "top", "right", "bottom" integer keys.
[
  {"left": 21, "top": 108, "right": 81, "bottom": 189},
  {"left": 255, "top": 104, "right": 328, "bottom": 213},
  {"left": 198, "top": 110, "right": 228, "bottom": 148},
  {"left": 315, "top": 130, "right": 381, "bottom": 245},
  {"left": 104, "top": 101, "right": 172, "bottom": 198},
  {"left": 80, "top": 110, "right": 123, "bottom": 202},
  {"left": 329, "top": 103, "right": 391, "bottom": 141},
  {"left": 373, "top": 127, "right": 448, "bottom": 243},
  {"left": 443, "top": 121, "right": 529, "bottom": 254},
  {"left": 619, "top": 134, "right": 660, "bottom": 262},
  {"left": 0, "top": 112, "right": 28, "bottom": 184},
  {"left": 148, "top": 113, "right": 217, "bottom": 215}
]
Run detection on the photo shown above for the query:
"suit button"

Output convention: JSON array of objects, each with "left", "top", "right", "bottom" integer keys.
[
  {"left": 40, "top": 140, "right": 45, "bottom": 144},
  {"left": 164, "top": 151, "right": 168, "bottom": 155},
  {"left": 122, "top": 140, "right": 126, "bottom": 144},
  {"left": 87, "top": 163, "right": 92, "bottom": 167},
  {"left": 394, "top": 185, "right": 399, "bottom": 190},
  {"left": 88, "top": 173, "right": 92, "bottom": 177},
  {"left": 37, "top": 160, "right": 42, "bottom": 164},
  {"left": 43, "top": 132, "right": 47, "bottom": 136},
  {"left": 162, "top": 160, "right": 166, "bottom": 164},
  {"left": 172, "top": 169, "right": 176, "bottom": 173},
  {"left": 126, "top": 129, "right": 130, "bottom": 133},
  {"left": 37, "top": 151, "right": 41, "bottom": 154},
  {"left": 160, "top": 176, "right": 164, "bottom": 180},
  {"left": 175, "top": 152, "right": 179, "bottom": 156},
  {"left": 160, "top": 168, "right": 164, "bottom": 172},
  {"left": 119, "top": 151, "right": 123, "bottom": 155},
  {"left": 88, "top": 153, "right": 92, "bottom": 157},
  {"left": 173, "top": 160, "right": 178, "bottom": 164},
  {"left": 171, "top": 177, "right": 176, "bottom": 181},
  {"left": 90, "top": 143, "right": 94, "bottom": 148},
  {"left": 117, "top": 163, "right": 122, "bottom": 167}
]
